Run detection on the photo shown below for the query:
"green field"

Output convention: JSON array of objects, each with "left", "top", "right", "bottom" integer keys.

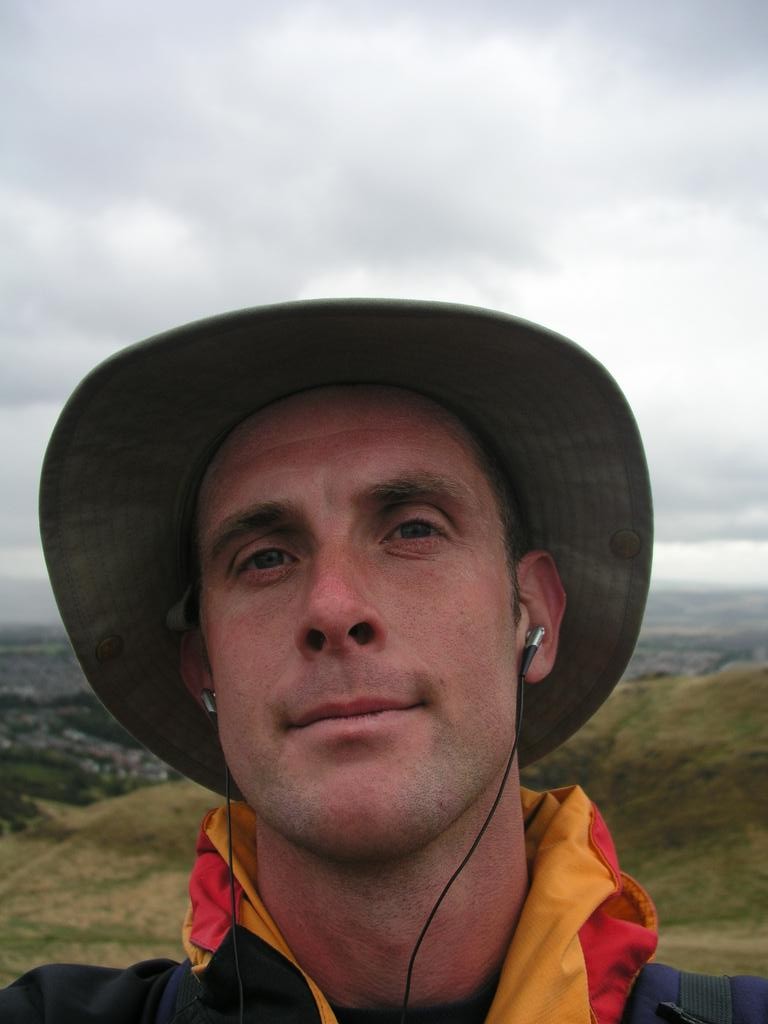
[{"left": 0, "top": 666, "right": 766, "bottom": 985}]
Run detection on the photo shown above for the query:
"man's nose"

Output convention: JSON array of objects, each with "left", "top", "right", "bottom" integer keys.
[{"left": 295, "top": 559, "right": 386, "bottom": 656}]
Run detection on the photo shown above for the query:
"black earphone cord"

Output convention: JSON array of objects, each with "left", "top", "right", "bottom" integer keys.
[{"left": 398, "top": 666, "right": 527, "bottom": 1024}]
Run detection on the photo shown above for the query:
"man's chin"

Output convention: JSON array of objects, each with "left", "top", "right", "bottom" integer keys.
[
  {"left": 249, "top": 786, "right": 457, "bottom": 868},
  {"left": 273, "top": 818, "right": 444, "bottom": 868}
]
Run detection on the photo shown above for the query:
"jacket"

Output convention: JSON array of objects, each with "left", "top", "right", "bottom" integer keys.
[{"left": 1, "top": 787, "right": 660, "bottom": 1022}]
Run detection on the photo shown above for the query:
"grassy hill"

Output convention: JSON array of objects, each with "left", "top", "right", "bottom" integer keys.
[
  {"left": 0, "top": 666, "right": 766, "bottom": 985},
  {"left": 522, "top": 665, "right": 768, "bottom": 974},
  {"left": 0, "top": 781, "right": 215, "bottom": 985}
]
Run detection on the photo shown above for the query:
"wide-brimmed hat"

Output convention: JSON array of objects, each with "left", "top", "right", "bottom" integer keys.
[{"left": 40, "top": 298, "right": 652, "bottom": 793}]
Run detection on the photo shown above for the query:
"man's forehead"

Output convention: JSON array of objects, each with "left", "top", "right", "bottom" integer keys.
[
  {"left": 223, "top": 384, "right": 468, "bottom": 447},
  {"left": 191, "top": 384, "right": 503, "bottom": 558},
  {"left": 200, "top": 385, "right": 483, "bottom": 490}
]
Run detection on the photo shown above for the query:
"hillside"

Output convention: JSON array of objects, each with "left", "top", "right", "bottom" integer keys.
[
  {"left": 521, "top": 665, "right": 768, "bottom": 973},
  {"left": 0, "top": 781, "right": 215, "bottom": 985},
  {"left": 0, "top": 666, "right": 766, "bottom": 985}
]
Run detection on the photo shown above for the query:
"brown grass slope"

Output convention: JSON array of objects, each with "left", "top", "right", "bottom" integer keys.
[
  {"left": 1, "top": 666, "right": 766, "bottom": 985},
  {"left": 0, "top": 782, "right": 215, "bottom": 984},
  {"left": 522, "top": 665, "right": 768, "bottom": 973}
]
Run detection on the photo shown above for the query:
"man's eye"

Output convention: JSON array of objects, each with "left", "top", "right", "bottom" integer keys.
[
  {"left": 244, "top": 548, "right": 287, "bottom": 570},
  {"left": 396, "top": 520, "right": 438, "bottom": 539}
]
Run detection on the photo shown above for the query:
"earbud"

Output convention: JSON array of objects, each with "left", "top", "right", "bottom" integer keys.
[
  {"left": 520, "top": 626, "right": 546, "bottom": 679},
  {"left": 201, "top": 688, "right": 218, "bottom": 729},
  {"left": 525, "top": 625, "right": 546, "bottom": 648}
]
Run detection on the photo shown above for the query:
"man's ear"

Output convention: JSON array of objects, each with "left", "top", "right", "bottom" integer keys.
[
  {"left": 516, "top": 550, "right": 566, "bottom": 684},
  {"left": 180, "top": 629, "right": 212, "bottom": 700}
]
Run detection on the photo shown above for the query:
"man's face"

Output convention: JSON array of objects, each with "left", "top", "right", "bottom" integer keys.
[{"left": 191, "top": 386, "right": 532, "bottom": 863}]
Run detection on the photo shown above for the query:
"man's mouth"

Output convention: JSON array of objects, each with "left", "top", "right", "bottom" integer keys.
[{"left": 291, "top": 698, "right": 422, "bottom": 729}]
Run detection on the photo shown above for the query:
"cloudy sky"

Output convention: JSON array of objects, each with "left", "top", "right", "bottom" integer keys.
[{"left": 2, "top": 1, "right": 767, "bottom": 622}]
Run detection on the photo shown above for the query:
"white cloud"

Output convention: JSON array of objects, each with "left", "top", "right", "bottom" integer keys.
[
  {"left": 0, "top": 404, "right": 61, "bottom": 544},
  {"left": 653, "top": 540, "right": 768, "bottom": 587},
  {"left": 0, "top": 545, "right": 48, "bottom": 580},
  {"left": 1, "top": 0, "right": 766, "bottom": 610}
]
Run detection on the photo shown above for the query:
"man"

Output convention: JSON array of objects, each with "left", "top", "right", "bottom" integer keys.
[
  {"left": 6, "top": 299, "right": 754, "bottom": 1022},
  {"left": 176, "top": 383, "right": 568, "bottom": 1011}
]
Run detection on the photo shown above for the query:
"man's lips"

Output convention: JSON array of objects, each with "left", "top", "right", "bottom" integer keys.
[{"left": 290, "top": 698, "right": 422, "bottom": 729}]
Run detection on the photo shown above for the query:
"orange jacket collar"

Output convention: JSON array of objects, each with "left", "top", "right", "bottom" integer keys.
[{"left": 184, "top": 787, "right": 657, "bottom": 1024}]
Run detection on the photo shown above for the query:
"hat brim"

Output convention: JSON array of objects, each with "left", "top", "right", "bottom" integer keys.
[{"left": 40, "top": 298, "right": 652, "bottom": 793}]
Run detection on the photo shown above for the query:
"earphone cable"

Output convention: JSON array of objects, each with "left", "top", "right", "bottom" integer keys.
[{"left": 398, "top": 672, "right": 526, "bottom": 1024}]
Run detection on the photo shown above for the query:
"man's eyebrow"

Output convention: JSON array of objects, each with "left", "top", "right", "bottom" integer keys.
[
  {"left": 365, "top": 474, "right": 471, "bottom": 505},
  {"left": 206, "top": 502, "right": 299, "bottom": 562}
]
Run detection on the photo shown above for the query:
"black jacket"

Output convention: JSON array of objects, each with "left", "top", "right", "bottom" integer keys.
[
  {"left": 4, "top": 930, "right": 768, "bottom": 1023},
  {"left": 1, "top": 928, "right": 324, "bottom": 1024}
]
